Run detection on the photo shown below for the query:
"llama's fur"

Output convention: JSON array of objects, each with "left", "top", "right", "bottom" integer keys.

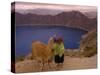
[{"left": 31, "top": 38, "right": 54, "bottom": 71}]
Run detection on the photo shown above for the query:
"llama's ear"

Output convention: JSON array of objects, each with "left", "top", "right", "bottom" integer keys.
[{"left": 48, "top": 37, "right": 54, "bottom": 48}]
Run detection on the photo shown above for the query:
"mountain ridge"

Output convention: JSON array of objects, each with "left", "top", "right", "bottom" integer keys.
[{"left": 12, "top": 10, "right": 97, "bottom": 31}]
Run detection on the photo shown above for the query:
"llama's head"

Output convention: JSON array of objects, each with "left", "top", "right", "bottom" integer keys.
[
  {"left": 47, "top": 37, "right": 54, "bottom": 50},
  {"left": 46, "top": 37, "right": 55, "bottom": 57}
]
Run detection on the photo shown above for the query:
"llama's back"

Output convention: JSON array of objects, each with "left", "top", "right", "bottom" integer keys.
[{"left": 32, "top": 41, "right": 51, "bottom": 61}]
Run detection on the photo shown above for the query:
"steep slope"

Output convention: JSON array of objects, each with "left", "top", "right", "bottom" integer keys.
[{"left": 80, "top": 29, "right": 97, "bottom": 57}]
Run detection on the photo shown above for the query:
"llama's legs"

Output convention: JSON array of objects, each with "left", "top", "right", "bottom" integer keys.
[
  {"left": 37, "top": 60, "right": 42, "bottom": 72},
  {"left": 47, "top": 62, "right": 51, "bottom": 70},
  {"left": 41, "top": 61, "right": 44, "bottom": 71}
]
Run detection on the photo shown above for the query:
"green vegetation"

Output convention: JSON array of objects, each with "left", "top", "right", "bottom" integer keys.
[
  {"left": 15, "top": 55, "right": 25, "bottom": 62},
  {"left": 15, "top": 54, "right": 33, "bottom": 63},
  {"left": 82, "top": 44, "right": 97, "bottom": 57},
  {"left": 80, "top": 29, "right": 97, "bottom": 57}
]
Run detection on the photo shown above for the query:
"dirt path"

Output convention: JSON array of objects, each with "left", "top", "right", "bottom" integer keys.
[{"left": 15, "top": 55, "right": 97, "bottom": 73}]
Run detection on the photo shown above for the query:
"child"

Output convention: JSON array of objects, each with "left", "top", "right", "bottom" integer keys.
[{"left": 53, "top": 37, "right": 65, "bottom": 66}]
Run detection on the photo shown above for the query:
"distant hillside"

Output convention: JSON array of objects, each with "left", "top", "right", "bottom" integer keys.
[
  {"left": 82, "top": 11, "right": 97, "bottom": 19},
  {"left": 80, "top": 29, "right": 97, "bottom": 57},
  {"left": 12, "top": 11, "right": 97, "bottom": 31}
]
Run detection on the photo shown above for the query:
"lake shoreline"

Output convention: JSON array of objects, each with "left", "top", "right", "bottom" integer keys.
[{"left": 16, "top": 24, "right": 88, "bottom": 32}]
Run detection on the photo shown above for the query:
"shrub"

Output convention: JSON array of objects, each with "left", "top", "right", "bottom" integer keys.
[{"left": 82, "top": 45, "right": 97, "bottom": 57}]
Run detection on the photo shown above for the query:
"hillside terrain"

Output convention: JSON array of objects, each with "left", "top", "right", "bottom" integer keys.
[{"left": 12, "top": 11, "right": 97, "bottom": 31}]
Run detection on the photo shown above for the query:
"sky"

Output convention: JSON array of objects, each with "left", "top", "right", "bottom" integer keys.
[{"left": 11, "top": 2, "right": 97, "bottom": 14}]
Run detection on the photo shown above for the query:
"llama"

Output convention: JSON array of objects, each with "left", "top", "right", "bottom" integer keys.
[{"left": 31, "top": 37, "right": 54, "bottom": 71}]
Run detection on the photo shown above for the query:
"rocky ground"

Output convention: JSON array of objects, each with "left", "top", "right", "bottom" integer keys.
[{"left": 15, "top": 55, "right": 97, "bottom": 73}]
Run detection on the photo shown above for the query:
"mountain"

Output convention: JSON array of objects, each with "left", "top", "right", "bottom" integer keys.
[
  {"left": 16, "top": 8, "right": 63, "bottom": 15},
  {"left": 80, "top": 29, "right": 97, "bottom": 57},
  {"left": 12, "top": 10, "right": 97, "bottom": 31},
  {"left": 82, "top": 11, "right": 97, "bottom": 19}
]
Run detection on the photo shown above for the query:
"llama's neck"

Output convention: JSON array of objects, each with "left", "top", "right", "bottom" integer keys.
[{"left": 47, "top": 37, "right": 54, "bottom": 49}]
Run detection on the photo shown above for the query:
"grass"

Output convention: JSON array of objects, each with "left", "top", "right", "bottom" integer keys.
[
  {"left": 82, "top": 45, "right": 97, "bottom": 57},
  {"left": 15, "top": 55, "right": 25, "bottom": 62}
]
